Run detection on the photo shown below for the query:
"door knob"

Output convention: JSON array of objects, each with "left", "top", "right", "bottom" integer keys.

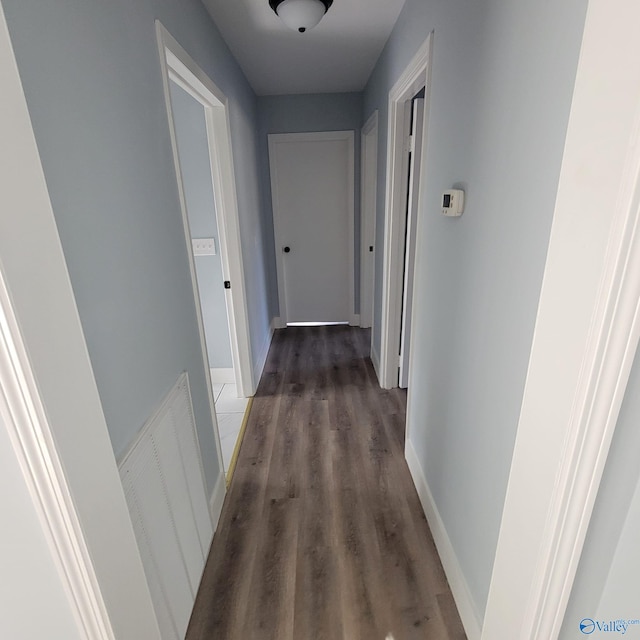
[{"left": 283, "top": 246, "right": 291, "bottom": 253}]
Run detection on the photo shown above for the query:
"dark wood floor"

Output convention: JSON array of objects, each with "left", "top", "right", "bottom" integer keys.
[{"left": 187, "top": 326, "right": 466, "bottom": 640}]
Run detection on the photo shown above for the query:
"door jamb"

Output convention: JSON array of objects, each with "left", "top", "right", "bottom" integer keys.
[
  {"left": 379, "top": 34, "right": 433, "bottom": 389},
  {"left": 360, "top": 111, "right": 379, "bottom": 330}
]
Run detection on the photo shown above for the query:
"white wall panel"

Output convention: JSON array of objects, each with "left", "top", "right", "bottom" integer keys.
[{"left": 119, "top": 373, "right": 213, "bottom": 640}]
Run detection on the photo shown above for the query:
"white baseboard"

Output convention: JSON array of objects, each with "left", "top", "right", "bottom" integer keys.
[
  {"left": 405, "top": 438, "right": 482, "bottom": 640},
  {"left": 350, "top": 313, "right": 360, "bottom": 327},
  {"left": 209, "top": 367, "right": 235, "bottom": 384},
  {"left": 252, "top": 322, "right": 275, "bottom": 393},
  {"left": 209, "top": 470, "right": 226, "bottom": 532},
  {"left": 273, "top": 316, "right": 286, "bottom": 329}
]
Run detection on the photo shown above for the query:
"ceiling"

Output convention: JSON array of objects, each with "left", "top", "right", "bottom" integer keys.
[{"left": 201, "top": 0, "right": 407, "bottom": 96}]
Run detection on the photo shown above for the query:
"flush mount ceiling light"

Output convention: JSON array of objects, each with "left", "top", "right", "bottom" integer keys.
[{"left": 269, "top": 0, "right": 333, "bottom": 33}]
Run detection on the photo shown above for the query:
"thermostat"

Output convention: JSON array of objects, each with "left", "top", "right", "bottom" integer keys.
[{"left": 441, "top": 189, "right": 465, "bottom": 217}]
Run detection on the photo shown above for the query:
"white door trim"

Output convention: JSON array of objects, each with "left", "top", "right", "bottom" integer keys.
[
  {"left": 379, "top": 34, "right": 433, "bottom": 389},
  {"left": 482, "top": 0, "right": 640, "bottom": 636},
  {"left": 268, "top": 130, "right": 356, "bottom": 326},
  {"left": 360, "top": 111, "right": 379, "bottom": 330},
  {"left": 156, "top": 23, "right": 254, "bottom": 402},
  {"left": 0, "top": 258, "right": 116, "bottom": 640}
]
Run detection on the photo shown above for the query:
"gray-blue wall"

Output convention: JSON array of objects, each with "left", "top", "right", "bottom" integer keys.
[
  {"left": 170, "top": 81, "right": 233, "bottom": 370},
  {"left": 364, "top": 0, "right": 587, "bottom": 621},
  {"left": 257, "top": 93, "right": 363, "bottom": 317},
  {"left": 2, "top": 0, "right": 270, "bottom": 495}
]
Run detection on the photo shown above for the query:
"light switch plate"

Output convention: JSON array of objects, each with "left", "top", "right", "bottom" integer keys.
[{"left": 192, "top": 237, "right": 216, "bottom": 256}]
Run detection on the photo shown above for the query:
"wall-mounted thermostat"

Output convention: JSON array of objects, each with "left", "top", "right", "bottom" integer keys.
[{"left": 441, "top": 189, "right": 465, "bottom": 217}]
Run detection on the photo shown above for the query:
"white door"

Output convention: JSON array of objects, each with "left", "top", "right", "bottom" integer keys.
[
  {"left": 399, "top": 97, "right": 425, "bottom": 389},
  {"left": 360, "top": 113, "right": 378, "bottom": 329},
  {"left": 269, "top": 132, "right": 354, "bottom": 325}
]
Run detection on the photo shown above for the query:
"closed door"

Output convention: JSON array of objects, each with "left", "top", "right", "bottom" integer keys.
[{"left": 268, "top": 132, "right": 354, "bottom": 325}]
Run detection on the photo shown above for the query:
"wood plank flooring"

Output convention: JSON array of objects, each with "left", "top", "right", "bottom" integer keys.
[{"left": 186, "top": 326, "right": 466, "bottom": 640}]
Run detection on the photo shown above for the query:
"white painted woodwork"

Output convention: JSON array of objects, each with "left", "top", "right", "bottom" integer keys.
[
  {"left": 157, "top": 23, "right": 255, "bottom": 399},
  {"left": 360, "top": 111, "right": 379, "bottom": 330},
  {"left": 380, "top": 35, "right": 433, "bottom": 389},
  {"left": 119, "top": 373, "right": 213, "bottom": 640},
  {"left": 269, "top": 131, "right": 355, "bottom": 325},
  {"left": 399, "top": 97, "right": 425, "bottom": 389},
  {"left": 0, "top": 266, "right": 107, "bottom": 640},
  {"left": 482, "top": 0, "right": 640, "bottom": 637},
  {"left": 0, "top": 6, "right": 161, "bottom": 637}
]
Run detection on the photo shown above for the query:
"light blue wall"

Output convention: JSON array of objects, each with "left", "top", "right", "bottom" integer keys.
[
  {"left": 2, "top": 0, "right": 270, "bottom": 494},
  {"left": 169, "top": 81, "right": 233, "bottom": 370},
  {"left": 257, "top": 93, "right": 363, "bottom": 317},
  {"left": 561, "top": 343, "right": 640, "bottom": 636},
  {"left": 364, "top": 0, "right": 588, "bottom": 620}
]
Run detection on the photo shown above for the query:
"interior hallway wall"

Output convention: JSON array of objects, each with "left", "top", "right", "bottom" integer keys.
[
  {"left": 1, "top": 0, "right": 270, "bottom": 494},
  {"left": 363, "top": 0, "right": 588, "bottom": 624},
  {"left": 257, "top": 92, "right": 363, "bottom": 318}
]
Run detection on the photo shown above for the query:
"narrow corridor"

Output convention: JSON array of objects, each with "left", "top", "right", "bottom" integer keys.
[{"left": 187, "top": 326, "right": 466, "bottom": 639}]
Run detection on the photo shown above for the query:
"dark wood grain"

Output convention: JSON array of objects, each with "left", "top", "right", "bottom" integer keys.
[{"left": 186, "top": 326, "right": 467, "bottom": 640}]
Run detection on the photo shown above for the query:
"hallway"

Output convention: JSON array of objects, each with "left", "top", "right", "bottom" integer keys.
[{"left": 186, "top": 326, "right": 466, "bottom": 639}]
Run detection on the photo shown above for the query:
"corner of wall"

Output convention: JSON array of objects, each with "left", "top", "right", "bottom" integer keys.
[{"left": 251, "top": 319, "right": 276, "bottom": 393}]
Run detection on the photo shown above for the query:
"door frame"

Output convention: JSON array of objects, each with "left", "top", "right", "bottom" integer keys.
[
  {"left": 360, "top": 111, "right": 379, "bottom": 330},
  {"left": 156, "top": 22, "right": 254, "bottom": 410},
  {"left": 379, "top": 34, "right": 433, "bottom": 389},
  {"left": 268, "top": 131, "right": 356, "bottom": 327}
]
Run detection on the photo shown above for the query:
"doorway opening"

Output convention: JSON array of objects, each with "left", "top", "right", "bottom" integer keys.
[
  {"left": 156, "top": 24, "right": 254, "bottom": 476},
  {"left": 398, "top": 88, "right": 426, "bottom": 389},
  {"left": 379, "top": 34, "right": 433, "bottom": 390}
]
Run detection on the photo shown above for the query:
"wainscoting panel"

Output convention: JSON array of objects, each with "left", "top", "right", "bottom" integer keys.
[{"left": 119, "top": 373, "right": 213, "bottom": 640}]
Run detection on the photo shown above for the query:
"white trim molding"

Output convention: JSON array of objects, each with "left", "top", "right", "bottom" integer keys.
[
  {"left": 379, "top": 34, "right": 433, "bottom": 389},
  {"left": 483, "top": 1, "right": 640, "bottom": 637},
  {"left": 0, "top": 261, "right": 115, "bottom": 640},
  {"left": 405, "top": 439, "right": 482, "bottom": 640}
]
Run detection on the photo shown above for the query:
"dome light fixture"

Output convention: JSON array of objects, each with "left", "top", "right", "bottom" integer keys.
[{"left": 269, "top": 0, "right": 333, "bottom": 33}]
